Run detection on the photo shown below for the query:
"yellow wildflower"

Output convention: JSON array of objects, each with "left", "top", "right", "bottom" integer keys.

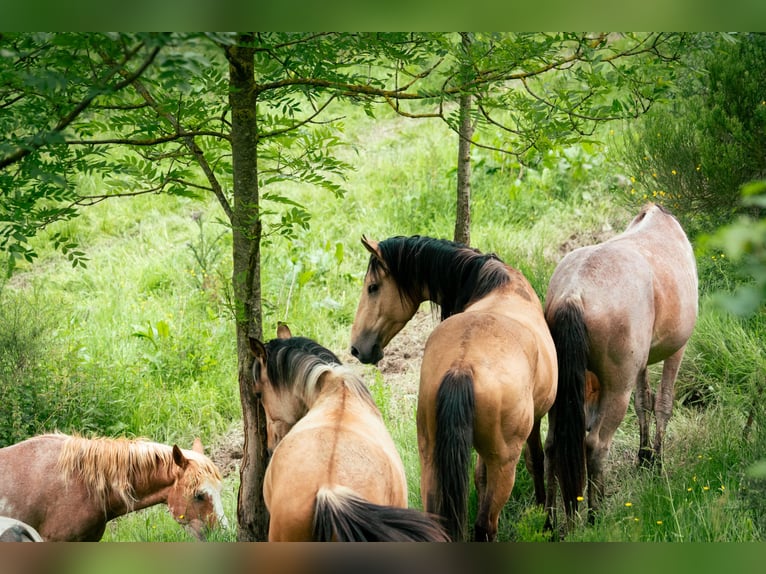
[{"left": 625, "top": 502, "right": 633, "bottom": 508}]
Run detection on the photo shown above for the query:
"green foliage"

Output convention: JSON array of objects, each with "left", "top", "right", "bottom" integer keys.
[
  {"left": 619, "top": 33, "right": 766, "bottom": 235},
  {"left": 702, "top": 184, "right": 766, "bottom": 316}
]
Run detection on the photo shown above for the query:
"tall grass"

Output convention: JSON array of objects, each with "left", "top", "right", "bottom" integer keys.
[{"left": 2, "top": 103, "right": 763, "bottom": 541}]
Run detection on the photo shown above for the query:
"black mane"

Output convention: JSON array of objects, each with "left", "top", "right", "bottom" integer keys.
[
  {"left": 263, "top": 336, "right": 341, "bottom": 393},
  {"left": 369, "top": 236, "right": 511, "bottom": 320}
]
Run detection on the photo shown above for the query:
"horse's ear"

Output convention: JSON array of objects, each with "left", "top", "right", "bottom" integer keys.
[
  {"left": 192, "top": 437, "right": 204, "bottom": 454},
  {"left": 249, "top": 336, "right": 267, "bottom": 361},
  {"left": 172, "top": 445, "right": 190, "bottom": 470},
  {"left": 361, "top": 235, "right": 381, "bottom": 258},
  {"left": 277, "top": 322, "right": 292, "bottom": 339}
]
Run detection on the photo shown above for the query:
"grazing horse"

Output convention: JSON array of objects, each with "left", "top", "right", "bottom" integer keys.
[
  {"left": 350, "top": 236, "right": 557, "bottom": 541},
  {"left": 0, "top": 433, "right": 227, "bottom": 541},
  {"left": 0, "top": 517, "right": 43, "bottom": 542},
  {"left": 544, "top": 203, "right": 698, "bottom": 526},
  {"left": 249, "top": 324, "right": 448, "bottom": 542}
]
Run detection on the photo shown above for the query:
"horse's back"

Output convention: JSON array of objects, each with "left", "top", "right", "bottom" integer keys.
[
  {"left": 264, "top": 410, "right": 408, "bottom": 541},
  {"left": 0, "top": 436, "right": 65, "bottom": 534},
  {"left": 546, "top": 206, "right": 697, "bottom": 364}
]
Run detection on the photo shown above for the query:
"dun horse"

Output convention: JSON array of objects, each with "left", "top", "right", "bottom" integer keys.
[
  {"left": 350, "top": 236, "right": 557, "bottom": 541},
  {"left": 544, "top": 203, "right": 698, "bottom": 526},
  {"left": 249, "top": 324, "right": 448, "bottom": 542},
  {"left": 0, "top": 433, "right": 227, "bottom": 541}
]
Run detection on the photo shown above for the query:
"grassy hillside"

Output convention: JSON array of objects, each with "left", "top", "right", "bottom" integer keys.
[{"left": 2, "top": 104, "right": 764, "bottom": 541}]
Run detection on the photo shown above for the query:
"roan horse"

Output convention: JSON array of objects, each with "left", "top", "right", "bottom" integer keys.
[
  {"left": 249, "top": 324, "right": 448, "bottom": 542},
  {"left": 350, "top": 236, "right": 557, "bottom": 541},
  {"left": 543, "top": 203, "right": 698, "bottom": 527},
  {"left": 0, "top": 433, "right": 227, "bottom": 541}
]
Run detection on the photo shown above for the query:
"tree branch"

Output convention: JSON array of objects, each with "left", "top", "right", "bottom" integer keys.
[{"left": 0, "top": 41, "right": 161, "bottom": 170}]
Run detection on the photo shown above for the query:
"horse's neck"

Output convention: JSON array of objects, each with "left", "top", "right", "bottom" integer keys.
[
  {"left": 464, "top": 270, "right": 540, "bottom": 317},
  {"left": 104, "top": 446, "right": 178, "bottom": 516},
  {"left": 311, "top": 372, "right": 376, "bottom": 417}
]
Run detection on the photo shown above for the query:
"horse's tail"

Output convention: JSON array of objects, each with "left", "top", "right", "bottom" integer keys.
[
  {"left": 547, "top": 299, "right": 588, "bottom": 517},
  {"left": 312, "top": 486, "right": 449, "bottom": 542},
  {"left": 433, "top": 368, "right": 475, "bottom": 542}
]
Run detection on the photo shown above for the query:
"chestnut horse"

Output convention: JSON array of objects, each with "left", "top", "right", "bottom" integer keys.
[
  {"left": 544, "top": 203, "right": 698, "bottom": 527},
  {"left": 0, "top": 433, "right": 227, "bottom": 541},
  {"left": 249, "top": 325, "right": 448, "bottom": 542},
  {"left": 350, "top": 236, "right": 557, "bottom": 541}
]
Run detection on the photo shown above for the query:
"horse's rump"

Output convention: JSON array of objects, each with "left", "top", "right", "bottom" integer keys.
[{"left": 312, "top": 486, "right": 448, "bottom": 542}]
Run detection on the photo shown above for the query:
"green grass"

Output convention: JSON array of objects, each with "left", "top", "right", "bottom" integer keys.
[{"left": 2, "top": 103, "right": 764, "bottom": 541}]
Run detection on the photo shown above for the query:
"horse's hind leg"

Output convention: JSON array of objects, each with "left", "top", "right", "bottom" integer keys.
[
  {"left": 524, "top": 419, "right": 546, "bottom": 505},
  {"left": 473, "top": 454, "right": 519, "bottom": 542},
  {"left": 585, "top": 388, "right": 632, "bottom": 520},
  {"left": 634, "top": 366, "right": 654, "bottom": 467},
  {"left": 652, "top": 346, "right": 687, "bottom": 467}
]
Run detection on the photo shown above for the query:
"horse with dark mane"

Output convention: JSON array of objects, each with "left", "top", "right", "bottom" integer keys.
[
  {"left": 544, "top": 203, "right": 698, "bottom": 529},
  {"left": 0, "top": 433, "right": 227, "bottom": 541},
  {"left": 350, "top": 236, "right": 557, "bottom": 541},
  {"left": 249, "top": 324, "right": 448, "bottom": 542}
]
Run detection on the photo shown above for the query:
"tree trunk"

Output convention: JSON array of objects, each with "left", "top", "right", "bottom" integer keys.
[
  {"left": 227, "top": 35, "right": 269, "bottom": 542},
  {"left": 454, "top": 32, "right": 474, "bottom": 246},
  {"left": 454, "top": 90, "right": 474, "bottom": 246}
]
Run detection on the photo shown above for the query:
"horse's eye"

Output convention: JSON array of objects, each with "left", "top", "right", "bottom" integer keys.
[
  {"left": 194, "top": 492, "right": 206, "bottom": 502},
  {"left": 367, "top": 283, "right": 379, "bottom": 295}
]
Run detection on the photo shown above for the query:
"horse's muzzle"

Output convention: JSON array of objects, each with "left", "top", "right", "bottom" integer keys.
[{"left": 350, "top": 341, "right": 383, "bottom": 365}]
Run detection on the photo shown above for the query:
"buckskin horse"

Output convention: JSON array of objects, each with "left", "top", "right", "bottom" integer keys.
[
  {"left": 350, "top": 235, "right": 557, "bottom": 541},
  {"left": 544, "top": 203, "right": 698, "bottom": 528},
  {"left": 0, "top": 433, "right": 227, "bottom": 541},
  {"left": 249, "top": 324, "right": 448, "bottom": 542}
]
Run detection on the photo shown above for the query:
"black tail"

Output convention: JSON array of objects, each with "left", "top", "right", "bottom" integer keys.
[
  {"left": 547, "top": 300, "right": 588, "bottom": 517},
  {"left": 433, "top": 368, "right": 475, "bottom": 542},
  {"left": 312, "top": 486, "right": 449, "bottom": 542}
]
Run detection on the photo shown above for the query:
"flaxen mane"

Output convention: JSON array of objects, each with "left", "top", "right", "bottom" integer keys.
[
  {"left": 53, "top": 433, "right": 221, "bottom": 513},
  {"left": 262, "top": 337, "right": 373, "bottom": 409}
]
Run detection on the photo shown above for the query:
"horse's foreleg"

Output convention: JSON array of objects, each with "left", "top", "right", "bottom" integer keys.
[
  {"left": 525, "top": 419, "right": 546, "bottom": 505},
  {"left": 652, "top": 346, "right": 686, "bottom": 467},
  {"left": 634, "top": 367, "right": 654, "bottom": 467}
]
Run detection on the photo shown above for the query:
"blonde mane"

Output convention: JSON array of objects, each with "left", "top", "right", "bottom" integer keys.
[{"left": 52, "top": 433, "right": 221, "bottom": 513}]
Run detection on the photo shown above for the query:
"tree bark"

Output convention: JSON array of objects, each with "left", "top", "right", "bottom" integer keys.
[
  {"left": 454, "top": 90, "right": 474, "bottom": 246},
  {"left": 226, "top": 34, "right": 269, "bottom": 542},
  {"left": 454, "top": 32, "right": 474, "bottom": 246}
]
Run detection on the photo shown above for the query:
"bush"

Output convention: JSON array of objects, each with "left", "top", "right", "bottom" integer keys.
[{"left": 619, "top": 33, "right": 766, "bottom": 235}]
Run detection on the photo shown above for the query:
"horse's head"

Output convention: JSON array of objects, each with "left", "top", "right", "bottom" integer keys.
[
  {"left": 350, "top": 236, "right": 419, "bottom": 364},
  {"left": 249, "top": 324, "right": 340, "bottom": 452},
  {"left": 166, "top": 439, "right": 228, "bottom": 541}
]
